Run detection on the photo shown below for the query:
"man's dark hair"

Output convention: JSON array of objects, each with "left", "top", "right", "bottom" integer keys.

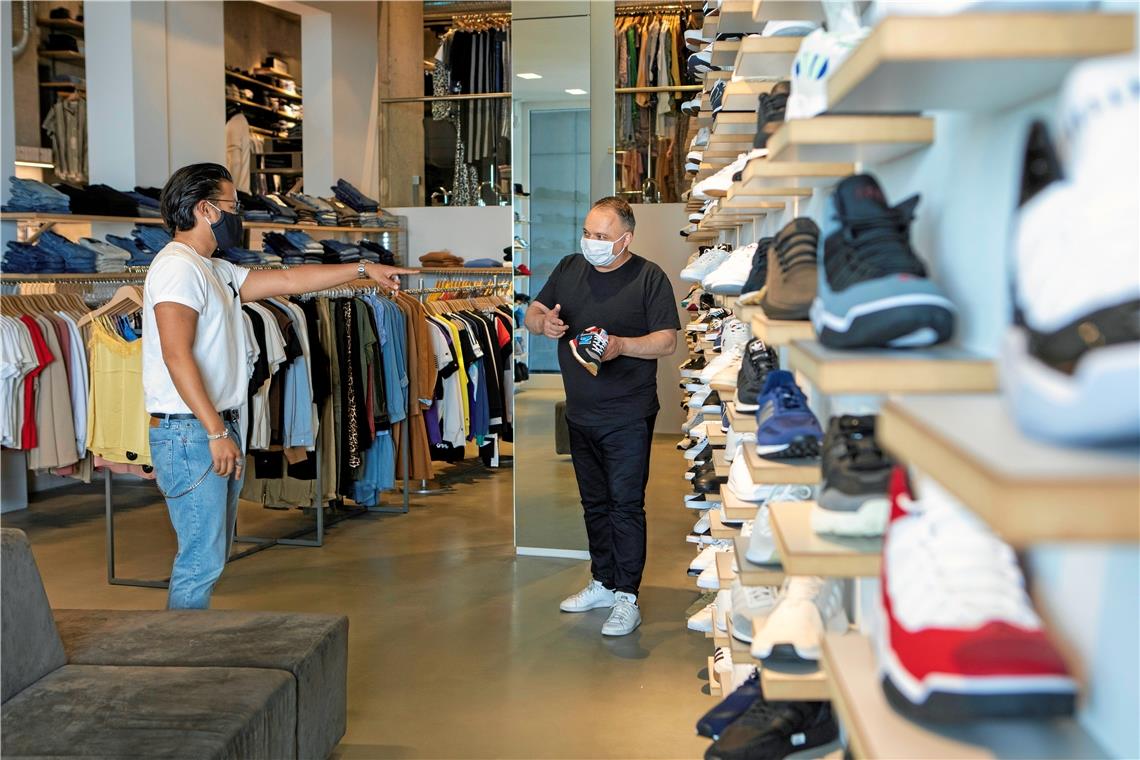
[
  {"left": 160, "top": 163, "right": 233, "bottom": 233},
  {"left": 591, "top": 195, "right": 636, "bottom": 232}
]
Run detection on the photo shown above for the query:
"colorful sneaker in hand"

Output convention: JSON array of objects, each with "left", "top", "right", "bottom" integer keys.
[{"left": 570, "top": 326, "right": 608, "bottom": 376}]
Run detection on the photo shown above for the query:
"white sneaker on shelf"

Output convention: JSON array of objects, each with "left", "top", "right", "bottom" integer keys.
[
  {"left": 688, "top": 602, "right": 715, "bottom": 633},
  {"left": 692, "top": 126, "right": 712, "bottom": 148},
  {"left": 693, "top": 510, "right": 713, "bottom": 535},
  {"left": 786, "top": 26, "right": 870, "bottom": 121},
  {"left": 560, "top": 579, "right": 616, "bottom": 612},
  {"left": 751, "top": 576, "right": 848, "bottom": 662},
  {"left": 730, "top": 580, "right": 780, "bottom": 643},
  {"left": 713, "top": 645, "right": 734, "bottom": 676},
  {"left": 745, "top": 504, "right": 779, "bottom": 565},
  {"left": 689, "top": 543, "right": 728, "bottom": 574},
  {"left": 724, "top": 427, "right": 757, "bottom": 463},
  {"left": 714, "top": 589, "right": 733, "bottom": 632},
  {"left": 692, "top": 148, "right": 767, "bottom": 200},
  {"left": 601, "top": 591, "right": 641, "bottom": 636},
  {"left": 697, "top": 562, "right": 721, "bottom": 591},
  {"left": 681, "top": 246, "right": 733, "bottom": 283},
  {"left": 699, "top": 349, "right": 744, "bottom": 385},
  {"left": 703, "top": 243, "right": 759, "bottom": 296}
]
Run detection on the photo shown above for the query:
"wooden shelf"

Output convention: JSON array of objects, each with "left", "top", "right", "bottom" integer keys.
[
  {"left": 720, "top": 192, "right": 786, "bottom": 213},
  {"left": 721, "top": 80, "right": 778, "bottom": 112},
  {"left": 769, "top": 501, "right": 882, "bottom": 577},
  {"left": 752, "top": 0, "right": 828, "bottom": 23},
  {"left": 718, "top": 0, "right": 767, "bottom": 34},
  {"left": 0, "top": 212, "right": 401, "bottom": 235},
  {"left": 741, "top": 155, "right": 854, "bottom": 189},
  {"left": 227, "top": 96, "right": 302, "bottom": 122},
  {"left": 710, "top": 378, "right": 736, "bottom": 394},
  {"left": 821, "top": 634, "right": 1106, "bottom": 760},
  {"left": 710, "top": 111, "right": 760, "bottom": 140},
  {"left": 713, "top": 450, "right": 731, "bottom": 478},
  {"left": 704, "top": 70, "right": 734, "bottom": 93},
  {"left": 761, "top": 660, "right": 829, "bottom": 701},
  {"left": 708, "top": 430, "right": 727, "bottom": 447},
  {"left": 733, "top": 172, "right": 814, "bottom": 198},
  {"left": 733, "top": 536, "right": 785, "bottom": 586},
  {"left": 726, "top": 618, "right": 754, "bottom": 663},
  {"left": 707, "top": 655, "right": 724, "bottom": 697},
  {"left": 743, "top": 446, "right": 821, "bottom": 485},
  {"left": 716, "top": 550, "right": 738, "bottom": 588},
  {"left": 788, "top": 341, "right": 998, "bottom": 395},
  {"left": 767, "top": 116, "right": 934, "bottom": 164},
  {"left": 225, "top": 69, "right": 302, "bottom": 101},
  {"left": 38, "top": 49, "right": 84, "bottom": 61},
  {"left": 727, "top": 401, "right": 758, "bottom": 433},
  {"left": 37, "top": 17, "right": 84, "bottom": 33},
  {"left": 733, "top": 36, "right": 802, "bottom": 80},
  {"left": 721, "top": 485, "right": 760, "bottom": 523},
  {"left": 711, "top": 39, "right": 743, "bottom": 69},
  {"left": 710, "top": 509, "right": 741, "bottom": 539},
  {"left": 828, "top": 13, "right": 1136, "bottom": 114},
  {"left": 878, "top": 394, "right": 1140, "bottom": 545},
  {"left": 748, "top": 309, "right": 815, "bottom": 346}
]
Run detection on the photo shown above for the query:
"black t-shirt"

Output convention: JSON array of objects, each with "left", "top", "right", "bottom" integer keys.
[{"left": 535, "top": 252, "right": 681, "bottom": 427}]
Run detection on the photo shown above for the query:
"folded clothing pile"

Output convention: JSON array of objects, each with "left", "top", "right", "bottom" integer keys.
[
  {"left": 419, "top": 250, "right": 463, "bottom": 268},
  {"left": 78, "top": 237, "right": 132, "bottom": 273},
  {"left": 320, "top": 240, "right": 362, "bottom": 264},
  {"left": 464, "top": 258, "right": 502, "bottom": 268},
  {"left": 131, "top": 225, "right": 172, "bottom": 255},
  {"left": 3, "top": 178, "right": 70, "bottom": 213},
  {"left": 105, "top": 234, "right": 156, "bottom": 267},
  {"left": 2, "top": 242, "right": 64, "bottom": 274},
  {"left": 217, "top": 247, "right": 268, "bottom": 266},
  {"left": 331, "top": 179, "right": 378, "bottom": 213},
  {"left": 125, "top": 191, "right": 161, "bottom": 218},
  {"left": 53, "top": 183, "right": 139, "bottom": 217},
  {"left": 358, "top": 240, "right": 395, "bottom": 265},
  {"left": 288, "top": 193, "right": 338, "bottom": 226}
]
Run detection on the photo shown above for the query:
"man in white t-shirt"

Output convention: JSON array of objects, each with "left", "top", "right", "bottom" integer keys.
[{"left": 145, "top": 163, "right": 411, "bottom": 609}]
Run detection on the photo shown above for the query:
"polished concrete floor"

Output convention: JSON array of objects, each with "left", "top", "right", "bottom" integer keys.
[{"left": 3, "top": 420, "right": 713, "bottom": 758}]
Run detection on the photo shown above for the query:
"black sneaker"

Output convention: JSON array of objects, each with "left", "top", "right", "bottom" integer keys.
[
  {"left": 739, "top": 237, "right": 774, "bottom": 300},
  {"left": 570, "top": 327, "right": 608, "bottom": 376},
  {"left": 1019, "top": 120, "right": 1063, "bottom": 208},
  {"left": 734, "top": 338, "right": 779, "bottom": 412},
  {"left": 704, "top": 698, "right": 839, "bottom": 760},
  {"left": 711, "top": 80, "right": 727, "bottom": 115},
  {"left": 813, "top": 415, "right": 893, "bottom": 536},
  {"left": 753, "top": 81, "right": 791, "bottom": 149}
]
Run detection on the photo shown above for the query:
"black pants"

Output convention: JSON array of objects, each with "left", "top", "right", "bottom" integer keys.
[{"left": 567, "top": 414, "right": 656, "bottom": 595}]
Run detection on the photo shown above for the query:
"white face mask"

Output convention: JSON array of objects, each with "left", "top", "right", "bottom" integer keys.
[{"left": 580, "top": 233, "right": 628, "bottom": 268}]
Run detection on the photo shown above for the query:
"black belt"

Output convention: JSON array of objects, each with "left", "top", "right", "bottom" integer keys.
[{"left": 150, "top": 409, "right": 240, "bottom": 422}]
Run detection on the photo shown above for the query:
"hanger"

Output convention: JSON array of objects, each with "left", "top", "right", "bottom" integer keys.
[{"left": 77, "top": 285, "right": 144, "bottom": 327}]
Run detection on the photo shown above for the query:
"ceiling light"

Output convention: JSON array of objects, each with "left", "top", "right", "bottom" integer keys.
[
  {"left": 565, "top": 88, "right": 587, "bottom": 95},
  {"left": 517, "top": 72, "right": 542, "bottom": 80}
]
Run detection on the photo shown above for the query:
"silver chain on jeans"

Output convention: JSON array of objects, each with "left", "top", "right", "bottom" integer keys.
[{"left": 155, "top": 464, "right": 215, "bottom": 500}]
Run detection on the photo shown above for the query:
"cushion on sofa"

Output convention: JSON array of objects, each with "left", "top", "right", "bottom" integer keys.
[
  {"left": 1, "top": 664, "right": 296, "bottom": 760},
  {"left": 1, "top": 529, "right": 67, "bottom": 703},
  {"left": 54, "top": 609, "right": 347, "bottom": 760}
]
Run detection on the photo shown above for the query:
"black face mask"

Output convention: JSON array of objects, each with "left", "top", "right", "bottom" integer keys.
[{"left": 208, "top": 203, "right": 244, "bottom": 251}]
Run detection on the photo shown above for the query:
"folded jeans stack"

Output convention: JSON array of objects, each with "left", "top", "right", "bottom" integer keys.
[
  {"left": 464, "top": 258, "right": 502, "bottom": 268},
  {"left": 261, "top": 232, "right": 305, "bottom": 266},
  {"left": 320, "top": 240, "right": 362, "bottom": 264},
  {"left": 33, "top": 230, "right": 96, "bottom": 273},
  {"left": 283, "top": 230, "right": 324, "bottom": 264},
  {"left": 217, "top": 247, "right": 267, "bottom": 266},
  {"left": 3, "top": 178, "right": 71, "bottom": 213},
  {"left": 420, "top": 250, "right": 463, "bottom": 268},
  {"left": 105, "top": 234, "right": 156, "bottom": 267},
  {"left": 124, "top": 191, "right": 161, "bottom": 218},
  {"left": 358, "top": 240, "right": 395, "bottom": 265},
  {"left": 324, "top": 198, "right": 360, "bottom": 227},
  {"left": 261, "top": 194, "right": 300, "bottom": 225},
  {"left": 131, "top": 225, "right": 173, "bottom": 255},
  {"left": 53, "top": 183, "right": 139, "bottom": 217},
  {"left": 237, "top": 191, "right": 276, "bottom": 223},
  {"left": 2, "top": 242, "right": 65, "bottom": 274},
  {"left": 78, "top": 238, "right": 132, "bottom": 273}
]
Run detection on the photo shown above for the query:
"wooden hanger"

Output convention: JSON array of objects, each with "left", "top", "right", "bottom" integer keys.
[{"left": 77, "top": 285, "right": 144, "bottom": 327}]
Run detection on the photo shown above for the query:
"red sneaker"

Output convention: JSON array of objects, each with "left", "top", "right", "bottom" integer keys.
[{"left": 877, "top": 466, "right": 1077, "bottom": 721}]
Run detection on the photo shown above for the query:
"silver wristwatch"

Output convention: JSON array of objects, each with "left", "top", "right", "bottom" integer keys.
[{"left": 358, "top": 262, "right": 367, "bottom": 279}]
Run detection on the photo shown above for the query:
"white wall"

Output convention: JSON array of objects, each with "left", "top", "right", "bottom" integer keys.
[{"left": 389, "top": 206, "right": 512, "bottom": 266}]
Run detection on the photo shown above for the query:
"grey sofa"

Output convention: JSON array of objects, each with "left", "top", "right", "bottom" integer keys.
[{"left": 1, "top": 528, "right": 348, "bottom": 759}]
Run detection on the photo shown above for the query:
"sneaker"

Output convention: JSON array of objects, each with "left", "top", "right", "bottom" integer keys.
[
  {"left": 759, "top": 218, "right": 819, "bottom": 321},
  {"left": 681, "top": 246, "right": 733, "bottom": 283},
  {"left": 686, "top": 150, "right": 704, "bottom": 174},
  {"left": 601, "top": 591, "right": 642, "bottom": 636},
  {"left": 703, "top": 243, "right": 758, "bottom": 296},
  {"left": 694, "top": 468, "right": 728, "bottom": 495},
  {"left": 734, "top": 338, "right": 779, "bottom": 412},
  {"left": 811, "top": 415, "right": 893, "bottom": 537},
  {"left": 570, "top": 326, "right": 608, "bottom": 376},
  {"left": 812, "top": 174, "right": 956, "bottom": 348},
  {"left": 786, "top": 25, "right": 870, "bottom": 120},
  {"left": 693, "top": 149, "right": 767, "bottom": 200},
  {"left": 745, "top": 505, "right": 779, "bottom": 565},
  {"left": 697, "top": 669, "right": 763, "bottom": 739},
  {"left": 737, "top": 238, "right": 773, "bottom": 304},
  {"left": 730, "top": 580, "right": 779, "bottom": 643},
  {"left": 681, "top": 96, "right": 702, "bottom": 115},
  {"left": 710, "top": 79, "right": 727, "bottom": 115},
  {"left": 754, "top": 370, "right": 823, "bottom": 459},
  {"left": 878, "top": 469, "right": 1078, "bottom": 720},
  {"left": 1001, "top": 56, "right": 1140, "bottom": 445},
  {"left": 713, "top": 646, "right": 735, "bottom": 677},
  {"left": 753, "top": 80, "right": 791, "bottom": 149},
  {"left": 719, "top": 318, "right": 752, "bottom": 356},
  {"left": 750, "top": 576, "right": 848, "bottom": 662},
  {"left": 560, "top": 579, "right": 615, "bottom": 612},
  {"left": 693, "top": 126, "right": 712, "bottom": 148},
  {"left": 697, "top": 562, "right": 721, "bottom": 591},
  {"left": 761, "top": 20, "right": 817, "bottom": 37},
  {"left": 690, "top": 543, "right": 731, "bottom": 574},
  {"left": 704, "top": 699, "right": 840, "bottom": 760},
  {"left": 724, "top": 427, "right": 757, "bottom": 463},
  {"left": 688, "top": 44, "right": 719, "bottom": 76},
  {"left": 693, "top": 510, "right": 713, "bottom": 535},
  {"left": 688, "top": 602, "right": 715, "bottom": 632},
  {"left": 714, "top": 588, "right": 732, "bottom": 632}
]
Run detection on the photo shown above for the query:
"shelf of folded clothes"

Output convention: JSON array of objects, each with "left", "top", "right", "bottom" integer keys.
[
  {"left": 413, "top": 267, "right": 510, "bottom": 275},
  {"left": 787, "top": 341, "right": 997, "bottom": 395},
  {"left": 821, "top": 633, "right": 1105, "bottom": 760},
  {"left": 769, "top": 501, "right": 882, "bottom": 578},
  {"left": 710, "top": 509, "right": 741, "bottom": 539},
  {"left": 740, "top": 155, "right": 855, "bottom": 189},
  {"left": 0, "top": 212, "right": 403, "bottom": 235},
  {"left": 715, "top": 550, "right": 738, "bottom": 589},
  {"left": 743, "top": 447, "right": 821, "bottom": 485},
  {"left": 225, "top": 69, "right": 302, "bottom": 101},
  {"left": 767, "top": 116, "right": 934, "bottom": 164},
  {"left": 732, "top": 36, "right": 803, "bottom": 80},
  {"left": 226, "top": 95, "right": 301, "bottom": 122},
  {"left": 711, "top": 39, "right": 742, "bottom": 69},
  {"left": 878, "top": 394, "right": 1140, "bottom": 545},
  {"left": 745, "top": 308, "right": 815, "bottom": 346},
  {"left": 827, "top": 13, "right": 1135, "bottom": 114},
  {"left": 720, "top": 80, "right": 779, "bottom": 112},
  {"left": 0, "top": 272, "right": 148, "bottom": 282},
  {"left": 732, "top": 537, "right": 784, "bottom": 586},
  {"left": 761, "top": 659, "right": 830, "bottom": 702},
  {"left": 727, "top": 400, "right": 758, "bottom": 433},
  {"left": 751, "top": 0, "right": 830, "bottom": 23},
  {"left": 720, "top": 486, "right": 758, "bottom": 523}
]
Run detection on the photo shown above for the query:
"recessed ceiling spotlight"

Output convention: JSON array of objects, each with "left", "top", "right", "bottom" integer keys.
[
  {"left": 565, "top": 88, "right": 588, "bottom": 95},
  {"left": 517, "top": 72, "right": 543, "bottom": 80}
]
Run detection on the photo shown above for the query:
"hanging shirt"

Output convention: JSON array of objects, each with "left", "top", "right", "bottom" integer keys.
[{"left": 225, "top": 112, "right": 253, "bottom": 193}]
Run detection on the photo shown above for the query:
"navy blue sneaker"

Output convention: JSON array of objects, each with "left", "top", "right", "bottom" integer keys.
[
  {"left": 754, "top": 370, "right": 823, "bottom": 459},
  {"left": 697, "top": 669, "right": 762, "bottom": 739}
]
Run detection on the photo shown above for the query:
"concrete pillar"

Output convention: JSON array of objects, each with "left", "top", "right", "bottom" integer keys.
[
  {"left": 166, "top": 1, "right": 225, "bottom": 171},
  {"left": 2, "top": 1, "right": 20, "bottom": 212},
  {"left": 379, "top": 1, "right": 424, "bottom": 207}
]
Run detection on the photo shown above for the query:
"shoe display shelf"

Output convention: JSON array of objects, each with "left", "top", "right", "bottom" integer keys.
[
  {"left": 787, "top": 341, "right": 997, "bottom": 395},
  {"left": 732, "top": 36, "right": 803, "bottom": 80},
  {"left": 739, "top": 308, "right": 815, "bottom": 346},
  {"left": 732, "top": 537, "right": 784, "bottom": 586},
  {"left": 718, "top": 194, "right": 786, "bottom": 214},
  {"left": 751, "top": 0, "right": 831, "bottom": 24},
  {"left": 0, "top": 212, "right": 407, "bottom": 235},
  {"left": 718, "top": 0, "right": 768, "bottom": 35},
  {"left": 878, "top": 394, "right": 1140, "bottom": 545},
  {"left": 726, "top": 616, "right": 833, "bottom": 701},
  {"left": 707, "top": 111, "right": 760, "bottom": 151},
  {"left": 826, "top": 13, "right": 1134, "bottom": 114},
  {"left": 742, "top": 445, "right": 821, "bottom": 485},
  {"left": 821, "top": 634, "right": 1106, "bottom": 760},
  {"left": 721, "top": 80, "right": 781, "bottom": 112},
  {"left": 741, "top": 154, "right": 855, "bottom": 190},
  {"left": 720, "top": 485, "right": 759, "bottom": 523},
  {"left": 707, "top": 655, "right": 726, "bottom": 697},
  {"left": 703, "top": 70, "right": 733, "bottom": 94},
  {"left": 767, "top": 115, "right": 934, "bottom": 164},
  {"left": 711, "top": 38, "right": 743, "bottom": 70},
  {"left": 726, "top": 399, "right": 758, "bottom": 433},
  {"left": 713, "top": 449, "right": 731, "bottom": 478},
  {"left": 710, "top": 508, "right": 742, "bottom": 539},
  {"left": 716, "top": 548, "right": 738, "bottom": 589},
  {"left": 769, "top": 501, "right": 882, "bottom": 578}
]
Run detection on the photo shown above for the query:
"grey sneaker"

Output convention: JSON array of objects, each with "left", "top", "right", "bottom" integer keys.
[
  {"left": 759, "top": 218, "right": 819, "bottom": 321},
  {"left": 560, "top": 580, "right": 616, "bottom": 613},
  {"left": 601, "top": 592, "right": 642, "bottom": 636}
]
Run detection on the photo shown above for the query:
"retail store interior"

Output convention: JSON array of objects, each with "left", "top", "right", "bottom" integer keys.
[{"left": 1, "top": 0, "right": 1138, "bottom": 759}]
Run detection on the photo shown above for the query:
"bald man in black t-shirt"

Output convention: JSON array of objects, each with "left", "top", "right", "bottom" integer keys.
[{"left": 525, "top": 196, "right": 681, "bottom": 637}]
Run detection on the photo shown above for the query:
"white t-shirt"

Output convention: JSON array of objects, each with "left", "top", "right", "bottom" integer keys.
[{"left": 142, "top": 242, "right": 250, "bottom": 414}]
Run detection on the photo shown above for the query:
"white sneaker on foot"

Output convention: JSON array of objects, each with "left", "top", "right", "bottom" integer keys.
[
  {"left": 602, "top": 591, "right": 642, "bottom": 636},
  {"left": 560, "top": 579, "right": 616, "bottom": 612}
]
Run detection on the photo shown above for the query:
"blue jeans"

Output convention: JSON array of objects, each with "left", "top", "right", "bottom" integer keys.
[{"left": 149, "top": 416, "right": 244, "bottom": 610}]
